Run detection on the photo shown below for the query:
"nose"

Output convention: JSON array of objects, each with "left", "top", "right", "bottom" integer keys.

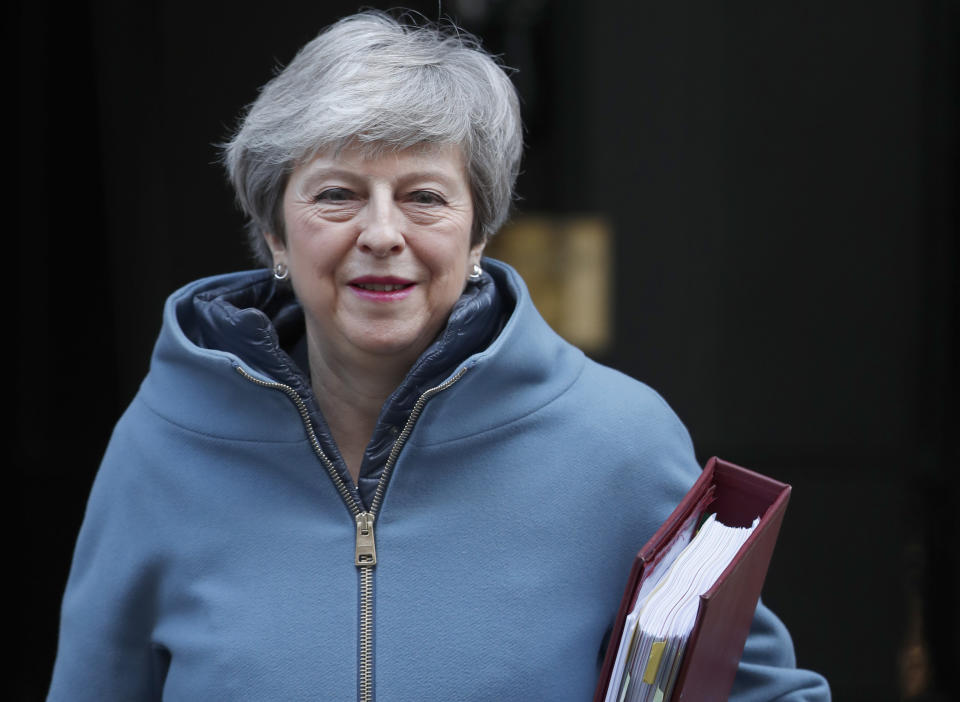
[{"left": 356, "top": 192, "right": 405, "bottom": 257}]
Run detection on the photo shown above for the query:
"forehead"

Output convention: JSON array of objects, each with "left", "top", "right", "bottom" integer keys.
[{"left": 293, "top": 142, "right": 468, "bottom": 184}]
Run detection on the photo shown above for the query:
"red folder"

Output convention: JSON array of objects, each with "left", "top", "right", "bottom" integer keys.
[{"left": 593, "top": 457, "right": 791, "bottom": 702}]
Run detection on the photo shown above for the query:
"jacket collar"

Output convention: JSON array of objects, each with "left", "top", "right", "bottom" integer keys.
[
  {"left": 143, "top": 260, "right": 584, "bottom": 507},
  {"left": 177, "top": 265, "right": 506, "bottom": 509},
  {"left": 407, "top": 259, "right": 586, "bottom": 448}
]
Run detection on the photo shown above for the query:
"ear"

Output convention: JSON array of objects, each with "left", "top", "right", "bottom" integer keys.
[
  {"left": 469, "top": 238, "right": 486, "bottom": 267},
  {"left": 263, "top": 232, "right": 287, "bottom": 262}
]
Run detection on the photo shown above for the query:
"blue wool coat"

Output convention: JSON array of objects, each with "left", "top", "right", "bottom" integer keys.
[{"left": 48, "top": 260, "right": 829, "bottom": 701}]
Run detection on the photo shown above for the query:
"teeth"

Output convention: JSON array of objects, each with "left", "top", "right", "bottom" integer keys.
[{"left": 357, "top": 283, "right": 407, "bottom": 291}]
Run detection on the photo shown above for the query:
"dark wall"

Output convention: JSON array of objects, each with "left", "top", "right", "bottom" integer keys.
[{"left": 17, "top": 1, "right": 957, "bottom": 699}]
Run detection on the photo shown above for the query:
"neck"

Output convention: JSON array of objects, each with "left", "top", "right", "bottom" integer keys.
[{"left": 306, "top": 331, "right": 415, "bottom": 486}]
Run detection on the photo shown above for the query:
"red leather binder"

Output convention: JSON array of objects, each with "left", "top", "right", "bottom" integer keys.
[{"left": 593, "top": 457, "right": 791, "bottom": 702}]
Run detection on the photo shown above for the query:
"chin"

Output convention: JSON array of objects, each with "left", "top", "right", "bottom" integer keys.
[{"left": 348, "top": 330, "right": 436, "bottom": 360}]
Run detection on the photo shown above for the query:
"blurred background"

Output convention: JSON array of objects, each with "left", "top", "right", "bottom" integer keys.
[{"left": 15, "top": 0, "right": 957, "bottom": 699}]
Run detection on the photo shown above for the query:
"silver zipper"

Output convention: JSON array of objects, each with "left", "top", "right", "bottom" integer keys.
[
  {"left": 234, "top": 367, "right": 362, "bottom": 517},
  {"left": 358, "top": 563, "right": 375, "bottom": 700},
  {"left": 236, "top": 364, "right": 468, "bottom": 702},
  {"left": 368, "top": 366, "right": 468, "bottom": 516}
]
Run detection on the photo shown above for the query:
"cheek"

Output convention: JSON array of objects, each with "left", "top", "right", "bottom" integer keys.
[
  {"left": 419, "top": 217, "right": 475, "bottom": 277},
  {"left": 286, "top": 224, "right": 350, "bottom": 277},
  {"left": 420, "top": 238, "right": 471, "bottom": 277},
  {"left": 424, "top": 254, "right": 472, "bottom": 306}
]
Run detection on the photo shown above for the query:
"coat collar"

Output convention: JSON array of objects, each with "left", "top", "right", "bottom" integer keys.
[
  {"left": 174, "top": 264, "right": 506, "bottom": 509},
  {"left": 143, "top": 259, "right": 584, "bottom": 508}
]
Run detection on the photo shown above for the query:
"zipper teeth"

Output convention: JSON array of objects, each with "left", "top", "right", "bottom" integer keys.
[
  {"left": 369, "top": 366, "right": 468, "bottom": 516},
  {"left": 237, "top": 362, "right": 470, "bottom": 702},
  {"left": 358, "top": 566, "right": 374, "bottom": 702},
  {"left": 234, "top": 366, "right": 361, "bottom": 517},
  {"left": 359, "top": 366, "right": 467, "bottom": 702}
]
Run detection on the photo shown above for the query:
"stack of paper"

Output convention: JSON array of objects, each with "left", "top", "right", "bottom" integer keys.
[{"left": 604, "top": 514, "right": 760, "bottom": 702}]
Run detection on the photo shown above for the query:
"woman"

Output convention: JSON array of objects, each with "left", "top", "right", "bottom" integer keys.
[{"left": 48, "top": 11, "right": 829, "bottom": 701}]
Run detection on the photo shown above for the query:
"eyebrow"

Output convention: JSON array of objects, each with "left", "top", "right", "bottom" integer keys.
[
  {"left": 298, "top": 166, "right": 463, "bottom": 191},
  {"left": 297, "top": 167, "right": 362, "bottom": 186}
]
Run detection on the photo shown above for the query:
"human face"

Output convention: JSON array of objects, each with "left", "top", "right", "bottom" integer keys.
[{"left": 268, "top": 143, "right": 483, "bottom": 371}]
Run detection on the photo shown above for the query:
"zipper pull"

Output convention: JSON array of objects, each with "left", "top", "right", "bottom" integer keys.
[{"left": 355, "top": 512, "right": 377, "bottom": 566}]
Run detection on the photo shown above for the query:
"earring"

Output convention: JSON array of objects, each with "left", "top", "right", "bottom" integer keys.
[
  {"left": 273, "top": 262, "right": 289, "bottom": 281},
  {"left": 467, "top": 263, "right": 483, "bottom": 281}
]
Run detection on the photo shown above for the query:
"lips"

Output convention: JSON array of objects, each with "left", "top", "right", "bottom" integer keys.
[
  {"left": 353, "top": 282, "right": 409, "bottom": 292},
  {"left": 348, "top": 276, "right": 416, "bottom": 300}
]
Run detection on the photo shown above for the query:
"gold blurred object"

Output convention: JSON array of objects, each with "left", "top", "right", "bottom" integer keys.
[
  {"left": 487, "top": 215, "right": 612, "bottom": 353},
  {"left": 898, "top": 592, "right": 932, "bottom": 700}
]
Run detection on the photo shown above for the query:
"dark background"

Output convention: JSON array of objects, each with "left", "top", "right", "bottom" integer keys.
[{"left": 16, "top": 1, "right": 957, "bottom": 699}]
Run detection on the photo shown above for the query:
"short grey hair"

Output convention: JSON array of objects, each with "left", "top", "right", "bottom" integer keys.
[{"left": 223, "top": 10, "right": 524, "bottom": 265}]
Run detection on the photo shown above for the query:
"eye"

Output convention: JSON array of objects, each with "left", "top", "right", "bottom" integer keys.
[
  {"left": 407, "top": 190, "right": 446, "bottom": 206},
  {"left": 314, "top": 187, "right": 355, "bottom": 203}
]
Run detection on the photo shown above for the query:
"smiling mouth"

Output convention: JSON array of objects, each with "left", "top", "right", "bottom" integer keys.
[
  {"left": 348, "top": 277, "right": 416, "bottom": 299},
  {"left": 351, "top": 282, "right": 413, "bottom": 292}
]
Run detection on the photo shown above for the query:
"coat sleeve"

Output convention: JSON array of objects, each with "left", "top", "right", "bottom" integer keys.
[
  {"left": 731, "top": 600, "right": 831, "bottom": 701},
  {"left": 47, "top": 406, "right": 167, "bottom": 701},
  {"left": 644, "top": 389, "right": 832, "bottom": 702}
]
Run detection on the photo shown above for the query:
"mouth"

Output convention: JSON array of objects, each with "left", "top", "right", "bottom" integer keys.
[
  {"left": 348, "top": 276, "right": 416, "bottom": 299},
  {"left": 352, "top": 282, "right": 411, "bottom": 292}
]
